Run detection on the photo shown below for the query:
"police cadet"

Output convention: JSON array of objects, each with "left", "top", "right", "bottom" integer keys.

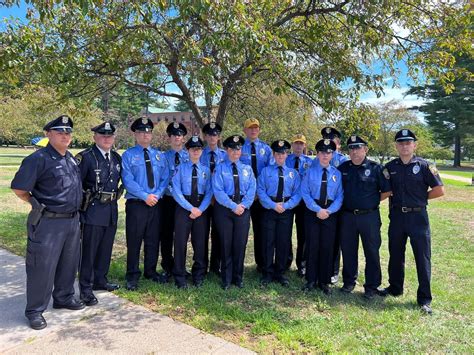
[
  {"left": 240, "top": 118, "right": 272, "bottom": 272},
  {"left": 161, "top": 122, "right": 189, "bottom": 281},
  {"left": 121, "top": 118, "right": 170, "bottom": 291},
  {"left": 379, "top": 129, "right": 444, "bottom": 314},
  {"left": 75, "top": 122, "right": 122, "bottom": 307},
  {"left": 200, "top": 122, "right": 226, "bottom": 275},
  {"left": 321, "top": 126, "right": 349, "bottom": 284},
  {"left": 213, "top": 135, "right": 256, "bottom": 290},
  {"left": 257, "top": 140, "right": 301, "bottom": 287},
  {"left": 300, "top": 139, "right": 343, "bottom": 294},
  {"left": 286, "top": 134, "right": 313, "bottom": 276},
  {"left": 338, "top": 135, "right": 392, "bottom": 299},
  {"left": 11, "top": 115, "right": 84, "bottom": 330},
  {"left": 172, "top": 136, "right": 213, "bottom": 289}
]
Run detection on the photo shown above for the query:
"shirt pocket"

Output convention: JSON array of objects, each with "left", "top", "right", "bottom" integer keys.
[{"left": 53, "top": 168, "right": 72, "bottom": 188}]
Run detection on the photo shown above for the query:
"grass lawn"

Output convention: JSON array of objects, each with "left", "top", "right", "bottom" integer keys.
[
  {"left": 0, "top": 149, "right": 473, "bottom": 352},
  {"left": 438, "top": 169, "right": 473, "bottom": 179}
]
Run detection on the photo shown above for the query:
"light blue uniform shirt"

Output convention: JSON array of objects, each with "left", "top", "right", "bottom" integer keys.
[
  {"left": 122, "top": 145, "right": 169, "bottom": 201},
  {"left": 200, "top": 146, "right": 226, "bottom": 171},
  {"left": 212, "top": 158, "right": 256, "bottom": 211},
  {"left": 240, "top": 138, "right": 272, "bottom": 177},
  {"left": 286, "top": 153, "right": 313, "bottom": 176},
  {"left": 163, "top": 148, "right": 189, "bottom": 195},
  {"left": 300, "top": 159, "right": 343, "bottom": 214},
  {"left": 257, "top": 164, "right": 301, "bottom": 210},
  {"left": 330, "top": 150, "right": 349, "bottom": 168},
  {"left": 172, "top": 160, "right": 212, "bottom": 212}
]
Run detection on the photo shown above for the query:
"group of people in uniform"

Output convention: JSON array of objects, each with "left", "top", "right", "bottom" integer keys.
[{"left": 11, "top": 114, "right": 444, "bottom": 330}]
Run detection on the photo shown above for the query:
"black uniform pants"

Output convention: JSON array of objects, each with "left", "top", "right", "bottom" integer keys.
[
  {"left": 173, "top": 205, "right": 208, "bottom": 285},
  {"left": 160, "top": 195, "right": 176, "bottom": 273},
  {"left": 340, "top": 210, "right": 382, "bottom": 291},
  {"left": 332, "top": 212, "right": 342, "bottom": 277},
  {"left": 293, "top": 201, "right": 307, "bottom": 270},
  {"left": 79, "top": 223, "right": 117, "bottom": 295},
  {"left": 25, "top": 214, "right": 80, "bottom": 316},
  {"left": 214, "top": 203, "right": 250, "bottom": 285},
  {"left": 250, "top": 200, "right": 265, "bottom": 269},
  {"left": 388, "top": 209, "right": 432, "bottom": 305},
  {"left": 304, "top": 208, "right": 337, "bottom": 285},
  {"left": 262, "top": 209, "right": 294, "bottom": 279},
  {"left": 125, "top": 199, "right": 161, "bottom": 282},
  {"left": 205, "top": 203, "right": 220, "bottom": 273}
]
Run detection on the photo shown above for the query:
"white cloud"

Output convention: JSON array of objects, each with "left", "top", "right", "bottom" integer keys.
[{"left": 360, "top": 87, "right": 426, "bottom": 109}]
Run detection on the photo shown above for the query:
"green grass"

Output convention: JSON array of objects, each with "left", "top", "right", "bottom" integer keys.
[
  {"left": 438, "top": 169, "right": 473, "bottom": 179},
  {"left": 0, "top": 149, "right": 473, "bottom": 352}
]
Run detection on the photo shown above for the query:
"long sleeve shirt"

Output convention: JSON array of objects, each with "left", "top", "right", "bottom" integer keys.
[{"left": 257, "top": 164, "right": 301, "bottom": 210}]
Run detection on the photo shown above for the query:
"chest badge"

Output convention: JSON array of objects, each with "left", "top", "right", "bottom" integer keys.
[
  {"left": 156, "top": 154, "right": 160, "bottom": 161},
  {"left": 332, "top": 175, "right": 337, "bottom": 182},
  {"left": 202, "top": 171, "right": 207, "bottom": 179},
  {"left": 334, "top": 160, "right": 340, "bottom": 167},
  {"left": 364, "top": 169, "right": 371, "bottom": 177},
  {"left": 289, "top": 171, "right": 294, "bottom": 179},
  {"left": 243, "top": 169, "right": 249, "bottom": 177},
  {"left": 259, "top": 148, "right": 265, "bottom": 156},
  {"left": 116, "top": 164, "right": 121, "bottom": 172},
  {"left": 413, "top": 165, "right": 420, "bottom": 174}
]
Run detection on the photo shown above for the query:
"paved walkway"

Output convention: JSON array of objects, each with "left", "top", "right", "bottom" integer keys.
[
  {"left": 439, "top": 173, "right": 472, "bottom": 184},
  {"left": 0, "top": 248, "right": 253, "bottom": 354}
]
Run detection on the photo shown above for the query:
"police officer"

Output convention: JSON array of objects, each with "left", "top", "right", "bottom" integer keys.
[
  {"left": 213, "top": 135, "right": 256, "bottom": 290},
  {"left": 300, "top": 139, "right": 343, "bottom": 294},
  {"left": 240, "top": 118, "right": 272, "bottom": 272},
  {"left": 122, "top": 118, "right": 170, "bottom": 291},
  {"left": 11, "top": 115, "right": 84, "bottom": 330},
  {"left": 76, "top": 122, "right": 122, "bottom": 306},
  {"left": 286, "top": 134, "right": 313, "bottom": 276},
  {"left": 172, "top": 136, "right": 213, "bottom": 288},
  {"left": 257, "top": 140, "right": 301, "bottom": 287},
  {"left": 338, "top": 135, "right": 392, "bottom": 299},
  {"left": 379, "top": 129, "right": 444, "bottom": 314},
  {"left": 321, "top": 126, "right": 349, "bottom": 284},
  {"left": 161, "top": 122, "right": 189, "bottom": 281},
  {"left": 200, "top": 122, "right": 226, "bottom": 275}
]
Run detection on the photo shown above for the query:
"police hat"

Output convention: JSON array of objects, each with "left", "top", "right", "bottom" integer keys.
[
  {"left": 346, "top": 135, "right": 368, "bottom": 148},
  {"left": 223, "top": 135, "right": 245, "bottom": 149},
  {"left": 202, "top": 122, "right": 222, "bottom": 136},
  {"left": 166, "top": 122, "right": 187, "bottom": 136},
  {"left": 91, "top": 121, "right": 116, "bottom": 135},
  {"left": 271, "top": 140, "right": 291, "bottom": 153},
  {"left": 131, "top": 117, "right": 154, "bottom": 132},
  {"left": 185, "top": 135, "right": 204, "bottom": 149},
  {"left": 43, "top": 115, "right": 74, "bottom": 132},
  {"left": 395, "top": 129, "right": 417, "bottom": 142},
  {"left": 244, "top": 118, "right": 260, "bottom": 129},
  {"left": 315, "top": 138, "right": 336, "bottom": 153},
  {"left": 321, "top": 126, "right": 341, "bottom": 140},
  {"left": 292, "top": 134, "right": 307, "bottom": 144}
]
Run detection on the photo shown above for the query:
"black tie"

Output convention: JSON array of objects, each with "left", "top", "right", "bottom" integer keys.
[
  {"left": 191, "top": 164, "right": 199, "bottom": 206},
  {"left": 210, "top": 151, "right": 216, "bottom": 173},
  {"left": 320, "top": 168, "right": 328, "bottom": 207},
  {"left": 231, "top": 163, "right": 241, "bottom": 204},
  {"left": 144, "top": 148, "right": 154, "bottom": 189},
  {"left": 175, "top": 152, "right": 180, "bottom": 167},
  {"left": 276, "top": 166, "right": 284, "bottom": 202},
  {"left": 294, "top": 156, "right": 299, "bottom": 171},
  {"left": 250, "top": 142, "right": 257, "bottom": 177},
  {"left": 105, "top": 152, "right": 110, "bottom": 164}
]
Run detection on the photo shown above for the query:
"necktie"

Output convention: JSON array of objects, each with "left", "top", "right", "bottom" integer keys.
[
  {"left": 250, "top": 142, "right": 257, "bottom": 177},
  {"left": 191, "top": 164, "right": 199, "bottom": 206},
  {"left": 294, "top": 156, "right": 299, "bottom": 171},
  {"left": 210, "top": 151, "right": 216, "bottom": 173},
  {"left": 276, "top": 166, "right": 284, "bottom": 202},
  {"left": 320, "top": 167, "right": 328, "bottom": 207},
  {"left": 105, "top": 152, "right": 110, "bottom": 164},
  {"left": 231, "top": 162, "right": 241, "bottom": 204},
  {"left": 175, "top": 152, "right": 180, "bottom": 167},
  {"left": 144, "top": 148, "right": 155, "bottom": 189}
]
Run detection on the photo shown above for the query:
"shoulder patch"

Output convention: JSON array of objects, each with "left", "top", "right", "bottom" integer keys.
[
  {"left": 75, "top": 153, "right": 83, "bottom": 165},
  {"left": 429, "top": 164, "right": 439, "bottom": 175},
  {"left": 383, "top": 168, "right": 390, "bottom": 179}
]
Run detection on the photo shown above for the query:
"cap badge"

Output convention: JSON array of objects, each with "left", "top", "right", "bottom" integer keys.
[
  {"left": 62, "top": 116, "right": 68, "bottom": 124},
  {"left": 325, "top": 127, "right": 331, "bottom": 134},
  {"left": 278, "top": 140, "right": 284, "bottom": 147},
  {"left": 324, "top": 139, "right": 330, "bottom": 145},
  {"left": 351, "top": 136, "right": 356, "bottom": 142},
  {"left": 413, "top": 165, "right": 420, "bottom": 174},
  {"left": 233, "top": 136, "right": 239, "bottom": 142},
  {"left": 402, "top": 129, "right": 408, "bottom": 136},
  {"left": 210, "top": 123, "right": 215, "bottom": 129},
  {"left": 142, "top": 118, "right": 147, "bottom": 124},
  {"left": 173, "top": 122, "right": 179, "bottom": 129},
  {"left": 192, "top": 136, "right": 198, "bottom": 142},
  {"left": 105, "top": 122, "right": 111, "bottom": 130}
]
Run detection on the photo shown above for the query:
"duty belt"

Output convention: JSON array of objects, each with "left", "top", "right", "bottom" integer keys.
[
  {"left": 270, "top": 196, "right": 290, "bottom": 203},
  {"left": 344, "top": 207, "right": 378, "bottom": 215},
  {"left": 43, "top": 211, "right": 77, "bottom": 219},
  {"left": 392, "top": 206, "right": 426, "bottom": 213},
  {"left": 97, "top": 191, "right": 118, "bottom": 204}
]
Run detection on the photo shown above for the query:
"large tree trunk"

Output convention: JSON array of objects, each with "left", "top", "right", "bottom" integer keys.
[{"left": 453, "top": 133, "right": 461, "bottom": 167}]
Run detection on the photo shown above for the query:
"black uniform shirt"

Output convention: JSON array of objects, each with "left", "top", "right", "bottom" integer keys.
[
  {"left": 11, "top": 143, "right": 82, "bottom": 213},
  {"left": 339, "top": 158, "right": 391, "bottom": 210},
  {"left": 385, "top": 156, "right": 443, "bottom": 208}
]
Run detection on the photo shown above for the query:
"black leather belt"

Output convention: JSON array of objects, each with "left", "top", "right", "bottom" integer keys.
[
  {"left": 43, "top": 211, "right": 77, "bottom": 218},
  {"left": 127, "top": 198, "right": 145, "bottom": 204},
  {"left": 97, "top": 191, "right": 117, "bottom": 203},
  {"left": 314, "top": 199, "right": 333, "bottom": 209},
  {"left": 392, "top": 206, "right": 426, "bottom": 213},
  {"left": 344, "top": 207, "right": 378, "bottom": 215},
  {"left": 184, "top": 194, "right": 204, "bottom": 206},
  {"left": 271, "top": 196, "right": 290, "bottom": 203},
  {"left": 228, "top": 194, "right": 244, "bottom": 203}
]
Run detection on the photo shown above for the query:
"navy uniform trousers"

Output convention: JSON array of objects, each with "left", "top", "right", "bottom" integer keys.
[
  {"left": 125, "top": 199, "right": 161, "bottom": 282},
  {"left": 262, "top": 209, "right": 294, "bottom": 279},
  {"left": 173, "top": 205, "right": 208, "bottom": 285},
  {"left": 26, "top": 215, "right": 80, "bottom": 316},
  {"left": 205, "top": 203, "right": 221, "bottom": 273},
  {"left": 250, "top": 200, "right": 265, "bottom": 269},
  {"left": 304, "top": 208, "right": 337, "bottom": 285},
  {"left": 388, "top": 209, "right": 432, "bottom": 305},
  {"left": 214, "top": 203, "right": 250, "bottom": 285},
  {"left": 160, "top": 195, "right": 176, "bottom": 273},
  {"left": 293, "top": 201, "right": 307, "bottom": 270},
  {"left": 339, "top": 210, "right": 382, "bottom": 291}
]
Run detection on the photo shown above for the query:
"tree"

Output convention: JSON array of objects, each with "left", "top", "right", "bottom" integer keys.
[
  {"left": 408, "top": 55, "right": 474, "bottom": 167},
  {"left": 1, "top": 1, "right": 471, "bottom": 129},
  {"left": 174, "top": 99, "right": 190, "bottom": 112}
]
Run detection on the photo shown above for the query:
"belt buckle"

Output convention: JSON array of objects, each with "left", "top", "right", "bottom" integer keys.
[
  {"left": 353, "top": 209, "right": 360, "bottom": 215},
  {"left": 401, "top": 207, "right": 408, "bottom": 213}
]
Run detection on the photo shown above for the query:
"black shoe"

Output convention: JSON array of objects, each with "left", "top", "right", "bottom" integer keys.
[
  {"left": 275, "top": 276, "right": 290, "bottom": 287},
  {"left": 297, "top": 268, "right": 306, "bottom": 277},
  {"left": 145, "top": 274, "right": 167, "bottom": 284},
  {"left": 233, "top": 281, "right": 244, "bottom": 289},
  {"left": 330, "top": 275, "right": 339, "bottom": 284},
  {"left": 256, "top": 265, "right": 263, "bottom": 273},
  {"left": 126, "top": 281, "right": 138, "bottom": 291},
  {"left": 186, "top": 270, "right": 192, "bottom": 278},
  {"left": 53, "top": 299, "right": 85, "bottom": 310},
  {"left": 260, "top": 277, "right": 271, "bottom": 287},
  {"left": 340, "top": 284, "right": 355, "bottom": 294},
  {"left": 302, "top": 282, "right": 315, "bottom": 292},
  {"left": 81, "top": 293, "right": 98, "bottom": 306},
  {"left": 176, "top": 282, "right": 188, "bottom": 289},
  {"left": 319, "top": 284, "right": 332, "bottom": 295},
  {"left": 209, "top": 267, "right": 221, "bottom": 276},
  {"left": 27, "top": 314, "right": 47, "bottom": 330},
  {"left": 193, "top": 279, "right": 204, "bottom": 288},
  {"left": 159, "top": 272, "right": 171, "bottom": 283},
  {"left": 420, "top": 304, "right": 433, "bottom": 315},
  {"left": 378, "top": 287, "right": 403, "bottom": 297},
  {"left": 92, "top": 283, "right": 120, "bottom": 291},
  {"left": 363, "top": 289, "right": 376, "bottom": 300},
  {"left": 222, "top": 283, "right": 231, "bottom": 291}
]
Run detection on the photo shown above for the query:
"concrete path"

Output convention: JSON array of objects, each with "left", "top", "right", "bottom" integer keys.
[
  {"left": 439, "top": 173, "right": 472, "bottom": 184},
  {"left": 0, "top": 248, "right": 253, "bottom": 354}
]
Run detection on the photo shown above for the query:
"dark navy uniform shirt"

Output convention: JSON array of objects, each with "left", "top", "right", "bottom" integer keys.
[
  {"left": 76, "top": 145, "right": 121, "bottom": 226},
  {"left": 257, "top": 164, "right": 301, "bottom": 210},
  {"left": 338, "top": 158, "right": 391, "bottom": 210},
  {"left": 385, "top": 156, "right": 443, "bottom": 208},
  {"left": 11, "top": 143, "right": 82, "bottom": 213},
  {"left": 286, "top": 153, "right": 313, "bottom": 176},
  {"left": 240, "top": 138, "right": 272, "bottom": 177}
]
